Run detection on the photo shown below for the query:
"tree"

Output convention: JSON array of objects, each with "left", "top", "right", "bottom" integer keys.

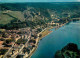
[
  {"left": 0, "top": 49, "right": 8, "bottom": 55},
  {"left": 37, "top": 28, "right": 42, "bottom": 32},
  {"left": 5, "top": 39, "right": 14, "bottom": 44},
  {"left": 16, "top": 39, "right": 27, "bottom": 45},
  {"left": 0, "top": 38, "right": 5, "bottom": 41}
]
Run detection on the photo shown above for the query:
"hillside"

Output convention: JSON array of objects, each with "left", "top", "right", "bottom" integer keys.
[{"left": 0, "top": 2, "right": 80, "bottom": 29}]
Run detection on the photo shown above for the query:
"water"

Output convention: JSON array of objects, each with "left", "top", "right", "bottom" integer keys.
[{"left": 31, "top": 21, "right": 80, "bottom": 58}]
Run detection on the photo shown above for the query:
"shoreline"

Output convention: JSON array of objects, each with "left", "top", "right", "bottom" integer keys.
[
  {"left": 26, "top": 22, "right": 69, "bottom": 58},
  {"left": 28, "top": 28, "right": 53, "bottom": 58}
]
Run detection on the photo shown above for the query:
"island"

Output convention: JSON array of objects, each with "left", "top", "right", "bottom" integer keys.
[{"left": 55, "top": 43, "right": 80, "bottom": 58}]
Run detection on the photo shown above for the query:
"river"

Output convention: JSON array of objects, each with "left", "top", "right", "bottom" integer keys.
[{"left": 31, "top": 21, "right": 80, "bottom": 58}]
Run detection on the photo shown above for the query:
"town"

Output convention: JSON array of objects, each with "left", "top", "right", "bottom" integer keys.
[
  {"left": 0, "top": 19, "right": 68, "bottom": 58},
  {"left": 0, "top": 2, "right": 80, "bottom": 58}
]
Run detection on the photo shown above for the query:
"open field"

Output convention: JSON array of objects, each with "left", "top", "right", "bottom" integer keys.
[
  {"left": 7, "top": 11, "right": 25, "bottom": 21},
  {"left": 0, "top": 14, "right": 14, "bottom": 24},
  {"left": 39, "top": 28, "right": 52, "bottom": 39},
  {"left": 0, "top": 11, "right": 25, "bottom": 25}
]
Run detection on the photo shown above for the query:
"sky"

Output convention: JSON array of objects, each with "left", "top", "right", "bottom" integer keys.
[{"left": 0, "top": 0, "right": 80, "bottom": 3}]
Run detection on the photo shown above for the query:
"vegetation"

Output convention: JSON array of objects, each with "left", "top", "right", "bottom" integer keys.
[
  {"left": 0, "top": 38, "right": 5, "bottom": 41},
  {"left": 0, "top": 49, "right": 8, "bottom": 55},
  {"left": 1, "top": 3, "right": 80, "bottom": 29},
  {"left": 5, "top": 39, "right": 14, "bottom": 44},
  {"left": 37, "top": 28, "right": 42, "bottom": 32},
  {"left": 2, "top": 39, "right": 14, "bottom": 47},
  {"left": 29, "top": 39, "right": 36, "bottom": 44},
  {"left": 16, "top": 39, "right": 28, "bottom": 45},
  {"left": 55, "top": 43, "right": 80, "bottom": 58},
  {"left": 23, "top": 47, "right": 30, "bottom": 54}
]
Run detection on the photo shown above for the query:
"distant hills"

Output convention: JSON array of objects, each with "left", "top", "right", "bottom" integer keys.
[{"left": 0, "top": 2, "right": 80, "bottom": 29}]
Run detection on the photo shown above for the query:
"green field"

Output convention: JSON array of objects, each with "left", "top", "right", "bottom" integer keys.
[
  {"left": 0, "top": 14, "right": 14, "bottom": 25},
  {"left": 0, "top": 11, "right": 25, "bottom": 25}
]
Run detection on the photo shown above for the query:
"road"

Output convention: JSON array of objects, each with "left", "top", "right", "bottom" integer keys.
[
  {"left": 3, "top": 31, "right": 31, "bottom": 58},
  {"left": 4, "top": 43, "right": 15, "bottom": 58},
  {"left": 11, "top": 31, "right": 31, "bottom": 58}
]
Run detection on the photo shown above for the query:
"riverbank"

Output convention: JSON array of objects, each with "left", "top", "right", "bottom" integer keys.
[
  {"left": 39, "top": 28, "right": 53, "bottom": 39},
  {"left": 31, "top": 20, "right": 80, "bottom": 58},
  {"left": 28, "top": 22, "right": 69, "bottom": 58},
  {"left": 27, "top": 27, "right": 53, "bottom": 58}
]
